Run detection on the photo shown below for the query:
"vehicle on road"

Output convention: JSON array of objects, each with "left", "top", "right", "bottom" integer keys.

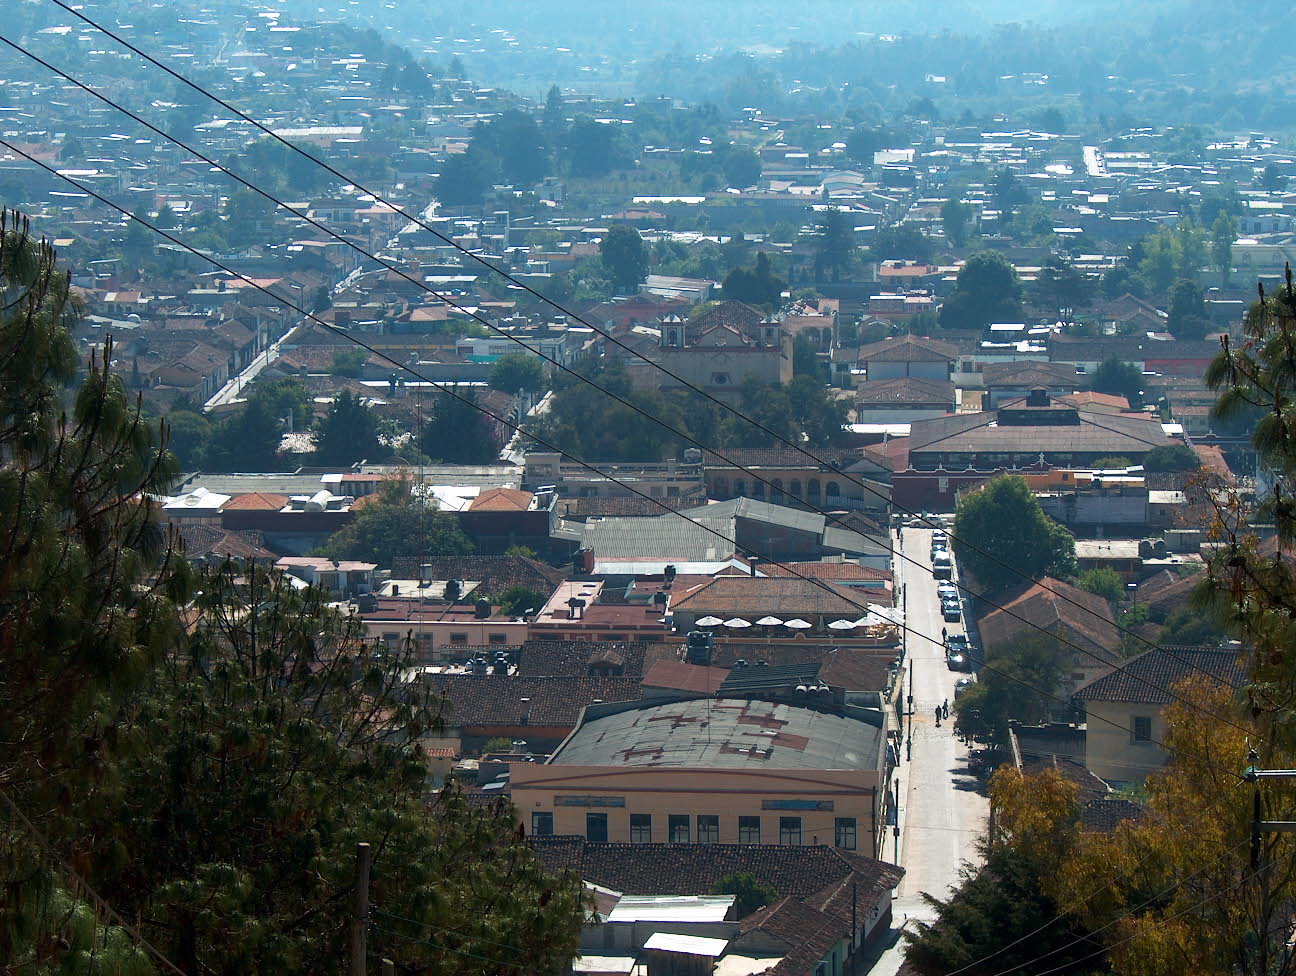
[
  {"left": 937, "top": 583, "right": 958, "bottom": 600},
  {"left": 954, "top": 675, "right": 976, "bottom": 698},
  {"left": 946, "top": 634, "right": 972, "bottom": 671},
  {"left": 931, "top": 529, "right": 948, "bottom": 545},
  {"left": 942, "top": 603, "right": 962, "bottom": 622}
]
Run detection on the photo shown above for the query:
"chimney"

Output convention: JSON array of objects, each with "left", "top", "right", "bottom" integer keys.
[
  {"left": 519, "top": 698, "right": 531, "bottom": 725},
  {"left": 475, "top": 598, "right": 492, "bottom": 619},
  {"left": 1026, "top": 386, "right": 1049, "bottom": 407}
]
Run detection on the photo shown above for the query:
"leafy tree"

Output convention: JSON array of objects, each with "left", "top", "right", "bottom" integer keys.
[
  {"left": 1091, "top": 456, "right": 1134, "bottom": 469},
  {"left": 905, "top": 768, "right": 1095, "bottom": 976},
  {"left": 941, "top": 197, "right": 972, "bottom": 247},
  {"left": 953, "top": 475, "right": 1077, "bottom": 594},
  {"left": 564, "top": 115, "right": 631, "bottom": 178},
  {"left": 939, "top": 252, "right": 1024, "bottom": 331},
  {"left": 1077, "top": 567, "right": 1126, "bottom": 604},
  {"left": 330, "top": 347, "right": 368, "bottom": 377},
  {"left": 166, "top": 409, "right": 213, "bottom": 469},
  {"left": 722, "top": 146, "right": 761, "bottom": 188},
  {"left": 990, "top": 169, "right": 1029, "bottom": 218},
  {"left": 542, "top": 85, "right": 565, "bottom": 138},
  {"left": 1261, "top": 163, "right": 1288, "bottom": 193},
  {"left": 721, "top": 251, "right": 786, "bottom": 308},
  {"left": 483, "top": 736, "right": 517, "bottom": 755},
  {"left": 503, "top": 544, "right": 539, "bottom": 560},
  {"left": 474, "top": 110, "right": 550, "bottom": 186},
  {"left": 1167, "top": 278, "right": 1209, "bottom": 340},
  {"left": 435, "top": 149, "right": 492, "bottom": 207},
  {"left": 870, "top": 224, "right": 933, "bottom": 264},
  {"left": 320, "top": 478, "right": 474, "bottom": 566},
  {"left": 953, "top": 632, "right": 1070, "bottom": 746},
  {"left": 1031, "top": 255, "right": 1096, "bottom": 325},
  {"left": 844, "top": 127, "right": 886, "bottom": 164},
  {"left": 1142, "top": 444, "right": 1201, "bottom": 473},
  {"left": 497, "top": 585, "right": 547, "bottom": 616},
  {"left": 420, "top": 387, "right": 500, "bottom": 463},
  {"left": 600, "top": 224, "right": 650, "bottom": 293},
  {"left": 490, "top": 353, "right": 547, "bottom": 396},
  {"left": 712, "top": 873, "right": 779, "bottom": 919},
  {"left": 314, "top": 389, "right": 381, "bottom": 466},
  {"left": 155, "top": 202, "right": 178, "bottom": 229},
  {"left": 203, "top": 395, "right": 285, "bottom": 471},
  {"left": 1090, "top": 355, "right": 1144, "bottom": 408},
  {"left": 811, "top": 208, "right": 858, "bottom": 281},
  {"left": 1210, "top": 213, "right": 1237, "bottom": 287}
]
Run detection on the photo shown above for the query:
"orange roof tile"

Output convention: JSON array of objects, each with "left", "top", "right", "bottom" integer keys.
[
  {"left": 468, "top": 488, "right": 534, "bottom": 512},
  {"left": 220, "top": 492, "right": 289, "bottom": 511}
]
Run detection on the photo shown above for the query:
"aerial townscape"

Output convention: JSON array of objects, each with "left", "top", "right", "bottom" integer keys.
[{"left": 5, "top": 0, "right": 1296, "bottom": 974}]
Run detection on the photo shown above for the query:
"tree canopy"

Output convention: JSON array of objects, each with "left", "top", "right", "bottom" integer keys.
[
  {"left": 490, "top": 352, "right": 547, "bottom": 396},
  {"left": 600, "top": 224, "right": 650, "bottom": 293},
  {"left": 952, "top": 475, "right": 1077, "bottom": 594},
  {"left": 319, "top": 477, "right": 474, "bottom": 567},
  {"left": 1090, "top": 355, "right": 1144, "bottom": 408},
  {"left": 939, "top": 251, "right": 1024, "bottom": 331},
  {"left": 313, "top": 389, "right": 381, "bottom": 466},
  {"left": 420, "top": 387, "right": 501, "bottom": 463},
  {"left": 722, "top": 251, "right": 786, "bottom": 309},
  {"left": 811, "top": 208, "right": 858, "bottom": 281}
]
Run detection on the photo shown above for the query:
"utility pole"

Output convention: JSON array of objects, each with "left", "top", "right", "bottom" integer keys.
[{"left": 351, "top": 842, "right": 372, "bottom": 976}]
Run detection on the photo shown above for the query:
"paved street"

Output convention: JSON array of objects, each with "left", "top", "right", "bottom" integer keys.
[
  {"left": 868, "top": 527, "right": 989, "bottom": 974},
  {"left": 203, "top": 335, "right": 284, "bottom": 411}
]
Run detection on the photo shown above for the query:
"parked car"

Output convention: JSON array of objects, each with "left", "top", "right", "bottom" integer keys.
[
  {"left": 937, "top": 583, "right": 958, "bottom": 600},
  {"left": 946, "top": 635, "right": 972, "bottom": 671},
  {"left": 931, "top": 529, "right": 948, "bottom": 545},
  {"left": 954, "top": 675, "right": 976, "bottom": 699},
  {"left": 942, "top": 603, "right": 962, "bottom": 622}
]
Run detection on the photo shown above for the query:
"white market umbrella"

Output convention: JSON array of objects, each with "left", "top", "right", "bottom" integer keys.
[
  {"left": 695, "top": 616, "right": 724, "bottom": 628},
  {"left": 827, "top": 618, "right": 859, "bottom": 631},
  {"left": 783, "top": 618, "right": 812, "bottom": 630},
  {"left": 723, "top": 617, "right": 753, "bottom": 629},
  {"left": 755, "top": 616, "right": 784, "bottom": 627},
  {"left": 868, "top": 605, "right": 905, "bottom": 626},
  {"left": 854, "top": 614, "right": 885, "bottom": 628}
]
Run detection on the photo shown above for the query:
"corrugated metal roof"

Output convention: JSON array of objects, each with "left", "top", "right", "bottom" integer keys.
[
  {"left": 643, "top": 933, "right": 729, "bottom": 956},
  {"left": 606, "top": 894, "right": 735, "bottom": 923}
]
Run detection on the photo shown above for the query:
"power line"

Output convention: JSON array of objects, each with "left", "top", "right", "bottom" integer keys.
[
  {"left": 0, "top": 39, "right": 1252, "bottom": 743},
  {"left": 38, "top": 0, "right": 1241, "bottom": 693},
  {"left": 0, "top": 140, "right": 1246, "bottom": 783}
]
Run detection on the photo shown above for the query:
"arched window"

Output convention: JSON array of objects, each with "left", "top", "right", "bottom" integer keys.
[
  {"left": 772, "top": 479, "right": 784, "bottom": 499},
  {"left": 808, "top": 478, "right": 822, "bottom": 497},
  {"left": 714, "top": 477, "right": 729, "bottom": 497},
  {"left": 752, "top": 480, "right": 764, "bottom": 497},
  {"left": 734, "top": 479, "right": 746, "bottom": 497},
  {"left": 826, "top": 482, "right": 841, "bottom": 498},
  {"left": 790, "top": 479, "right": 802, "bottom": 497}
]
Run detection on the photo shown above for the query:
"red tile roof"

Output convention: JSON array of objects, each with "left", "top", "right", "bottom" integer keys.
[
  {"left": 220, "top": 492, "right": 290, "bottom": 511},
  {"left": 468, "top": 487, "right": 534, "bottom": 512}
]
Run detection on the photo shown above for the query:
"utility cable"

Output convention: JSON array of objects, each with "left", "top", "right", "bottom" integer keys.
[
  {"left": 1, "top": 140, "right": 1247, "bottom": 784},
  {"left": 0, "top": 38, "right": 1252, "bottom": 743},
  {"left": 38, "top": 0, "right": 1242, "bottom": 691}
]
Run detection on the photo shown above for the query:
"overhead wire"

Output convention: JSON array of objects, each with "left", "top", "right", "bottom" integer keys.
[
  {"left": 36, "top": 0, "right": 1248, "bottom": 697},
  {"left": 0, "top": 35, "right": 1255, "bottom": 743},
  {"left": 0, "top": 139, "right": 1250, "bottom": 786}
]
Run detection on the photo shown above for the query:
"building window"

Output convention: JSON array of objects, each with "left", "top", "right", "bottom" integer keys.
[
  {"left": 835, "top": 817, "right": 857, "bottom": 850},
  {"left": 1132, "top": 716, "right": 1153, "bottom": 742},
  {"left": 712, "top": 372, "right": 730, "bottom": 385},
  {"left": 630, "top": 813, "right": 652, "bottom": 843},
  {"left": 450, "top": 633, "right": 468, "bottom": 643},
  {"left": 488, "top": 634, "right": 508, "bottom": 644},
  {"left": 808, "top": 478, "right": 821, "bottom": 497},
  {"left": 697, "top": 815, "right": 719, "bottom": 844},
  {"left": 738, "top": 816, "right": 760, "bottom": 844},
  {"left": 779, "top": 816, "right": 802, "bottom": 845},
  {"left": 790, "top": 479, "right": 802, "bottom": 497},
  {"left": 668, "top": 815, "right": 690, "bottom": 844},
  {"left": 382, "top": 632, "right": 399, "bottom": 644},
  {"left": 586, "top": 813, "right": 608, "bottom": 843},
  {"left": 603, "top": 633, "right": 627, "bottom": 641},
  {"left": 825, "top": 482, "right": 840, "bottom": 497},
  {"left": 772, "top": 479, "right": 784, "bottom": 497},
  {"left": 531, "top": 812, "right": 553, "bottom": 836},
  {"left": 753, "top": 480, "right": 764, "bottom": 497}
]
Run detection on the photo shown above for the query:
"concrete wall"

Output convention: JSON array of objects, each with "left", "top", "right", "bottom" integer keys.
[{"left": 1083, "top": 700, "right": 1166, "bottom": 786}]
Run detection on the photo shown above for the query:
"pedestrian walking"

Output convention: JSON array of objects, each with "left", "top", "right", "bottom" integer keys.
[
  {"left": 934, "top": 705, "right": 942, "bottom": 727},
  {"left": 943, "top": 699, "right": 949, "bottom": 720}
]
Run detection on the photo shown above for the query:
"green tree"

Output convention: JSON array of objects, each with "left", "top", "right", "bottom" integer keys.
[
  {"left": 1210, "top": 213, "right": 1237, "bottom": 287},
  {"left": 166, "top": 409, "right": 213, "bottom": 469},
  {"left": 712, "top": 873, "right": 779, "bottom": 919},
  {"left": 953, "top": 475, "right": 1077, "bottom": 594},
  {"left": 542, "top": 84, "right": 565, "bottom": 139},
  {"left": 503, "top": 544, "right": 539, "bottom": 560},
  {"left": 721, "top": 251, "right": 786, "bottom": 308},
  {"left": 420, "top": 387, "right": 499, "bottom": 463},
  {"left": 314, "top": 389, "right": 381, "bottom": 466},
  {"left": 939, "top": 251, "right": 1024, "bottom": 331},
  {"left": 330, "top": 347, "right": 368, "bottom": 377},
  {"left": 870, "top": 224, "right": 934, "bottom": 264},
  {"left": 1141, "top": 443, "right": 1201, "bottom": 472},
  {"left": 990, "top": 169, "right": 1028, "bottom": 218},
  {"left": 490, "top": 353, "right": 547, "bottom": 396},
  {"left": 155, "top": 202, "right": 178, "bottom": 229},
  {"left": 1091, "top": 456, "right": 1134, "bottom": 469},
  {"left": 497, "top": 585, "right": 546, "bottom": 616},
  {"left": 952, "top": 632, "right": 1070, "bottom": 746},
  {"left": 564, "top": 115, "right": 631, "bottom": 179},
  {"left": 1090, "top": 355, "right": 1144, "bottom": 408},
  {"left": 1077, "top": 566, "right": 1126, "bottom": 604},
  {"left": 811, "top": 208, "right": 858, "bottom": 281},
  {"left": 941, "top": 197, "right": 972, "bottom": 247},
  {"left": 722, "top": 146, "right": 761, "bottom": 188},
  {"left": 792, "top": 332, "right": 824, "bottom": 380},
  {"left": 1167, "top": 278, "right": 1209, "bottom": 339},
  {"left": 320, "top": 478, "right": 473, "bottom": 566},
  {"left": 1031, "top": 255, "right": 1096, "bottom": 325},
  {"left": 435, "top": 150, "right": 492, "bottom": 207},
  {"left": 844, "top": 126, "right": 886, "bottom": 165},
  {"left": 1261, "top": 163, "right": 1288, "bottom": 193},
  {"left": 202, "top": 395, "right": 285, "bottom": 471},
  {"left": 600, "top": 224, "right": 650, "bottom": 293}
]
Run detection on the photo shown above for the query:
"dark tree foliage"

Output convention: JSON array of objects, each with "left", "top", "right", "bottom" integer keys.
[
  {"left": 869, "top": 224, "right": 934, "bottom": 264},
  {"left": 564, "top": 115, "right": 633, "bottom": 178},
  {"left": 941, "top": 198, "right": 972, "bottom": 247},
  {"left": 722, "top": 252, "right": 786, "bottom": 309},
  {"left": 1032, "top": 255, "right": 1096, "bottom": 324},
  {"left": 1167, "top": 278, "right": 1209, "bottom": 340},
  {"left": 320, "top": 477, "right": 474, "bottom": 567},
  {"left": 811, "top": 208, "right": 858, "bottom": 281},
  {"left": 939, "top": 251, "right": 1025, "bottom": 331},
  {"left": 1090, "top": 355, "right": 1144, "bottom": 408},
  {"left": 420, "top": 387, "right": 500, "bottom": 463},
  {"left": 1141, "top": 443, "right": 1202, "bottom": 472},
  {"left": 490, "top": 353, "right": 547, "bottom": 396},
  {"left": 496, "top": 585, "right": 547, "bottom": 616},
  {"left": 905, "top": 838, "right": 1096, "bottom": 976},
  {"left": 711, "top": 874, "right": 779, "bottom": 919},
  {"left": 600, "top": 225, "right": 650, "bottom": 293},
  {"left": 952, "top": 475, "right": 1077, "bottom": 594},
  {"left": 314, "top": 389, "right": 381, "bottom": 466}
]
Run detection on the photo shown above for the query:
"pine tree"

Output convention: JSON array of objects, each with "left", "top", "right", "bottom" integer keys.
[{"left": 314, "top": 389, "right": 380, "bottom": 466}]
